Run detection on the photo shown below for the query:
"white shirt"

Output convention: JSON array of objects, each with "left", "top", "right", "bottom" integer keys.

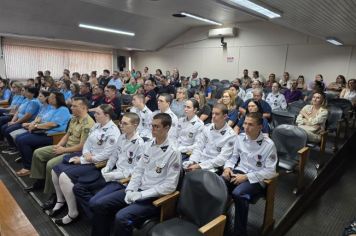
[
  {"left": 105, "top": 132, "right": 144, "bottom": 179},
  {"left": 130, "top": 106, "right": 153, "bottom": 139},
  {"left": 265, "top": 92, "right": 287, "bottom": 110},
  {"left": 80, "top": 120, "right": 121, "bottom": 164},
  {"left": 224, "top": 132, "right": 277, "bottom": 185},
  {"left": 187, "top": 123, "right": 236, "bottom": 170},
  {"left": 174, "top": 115, "right": 204, "bottom": 153},
  {"left": 126, "top": 138, "right": 181, "bottom": 199}
]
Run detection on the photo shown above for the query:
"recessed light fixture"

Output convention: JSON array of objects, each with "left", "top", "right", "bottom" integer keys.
[
  {"left": 180, "top": 12, "right": 222, "bottom": 26},
  {"left": 228, "top": 0, "right": 281, "bottom": 19},
  {"left": 79, "top": 23, "right": 135, "bottom": 36},
  {"left": 326, "top": 37, "right": 343, "bottom": 46}
]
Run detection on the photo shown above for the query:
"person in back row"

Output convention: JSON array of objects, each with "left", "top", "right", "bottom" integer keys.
[
  {"left": 90, "top": 113, "right": 181, "bottom": 236},
  {"left": 130, "top": 94, "right": 153, "bottom": 140},
  {"left": 183, "top": 103, "right": 235, "bottom": 172},
  {"left": 155, "top": 93, "right": 178, "bottom": 139}
]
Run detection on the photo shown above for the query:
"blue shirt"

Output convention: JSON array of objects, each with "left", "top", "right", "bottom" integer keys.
[
  {"left": 242, "top": 99, "right": 272, "bottom": 114},
  {"left": 61, "top": 89, "right": 73, "bottom": 101},
  {"left": 43, "top": 106, "right": 71, "bottom": 135},
  {"left": 1, "top": 89, "right": 11, "bottom": 101},
  {"left": 37, "top": 104, "right": 54, "bottom": 121},
  {"left": 10, "top": 95, "right": 25, "bottom": 108},
  {"left": 17, "top": 98, "right": 40, "bottom": 121},
  {"left": 108, "top": 78, "right": 122, "bottom": 90}
]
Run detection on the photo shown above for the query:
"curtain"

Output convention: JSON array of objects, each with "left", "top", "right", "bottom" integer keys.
[{"left": 3, "top": 42, "right": 113, "bottom": 79}]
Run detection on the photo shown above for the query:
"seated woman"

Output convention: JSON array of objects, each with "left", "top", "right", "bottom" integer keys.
[
  {"left": 170, "top": 87, "right": 187, "bottom": 118},
  {"left": 327, "top": 75, "right": 346, "bottom": 94},
  {"left": 0, "top": 82, "right": 24, "bottom": 125},
  {"left": 265, "top": 82, "right": 287, "bottom": 111},
  {"left": 220, "top": 90, "right": 239, "bottom": 127},
  {"left": 174, "top": 99, "right": 204, "bottom": 161},
  {"left": 122, "top": 77, "right": 141, "bottom": 95},
  {"left": 60, "top": 80, "right": 73, "bottom": 102},
  {"left": 50, "top": 104, "right": 121, "bottom": 225},
  {"left": 340, "top": 79, "right": 356, "bottom": 107},
  {"left": 199, "top": 77, "right": 212, "bottom": 100},
  {"left": 1, "top": 86, "right": 40, "bottom": 152},
  {"left": 14, "top": 92, "right": 71, "bottom": 176},
  {"left": 0, "top": 78, "right": 11, "bottom": 106},
  {"left": 296, "top": 91, "right": 328, "bottom": 143},
  {"left": 229, "top": 84, "right": 244, "bottom": 109},
  {"left": 234, "top": 100, "right": 270, "bottom": 134},
  {"left": 194, "top": 91, "right": 212, "bottom": 124},
  {"left": 66, "top": 83, "right": 80, "bottom": 106},
  {"left": 296, "top": 75, "right": 307, "bottom": 91}
]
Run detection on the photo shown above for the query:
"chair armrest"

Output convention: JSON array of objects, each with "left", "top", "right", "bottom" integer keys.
[
  {"left": 47, "top": 132, "right": 66, "bottom": 145},
  {"left": 119, "top": 177, "right": 131, "bottom": 185},
  {"left": 94, "top": 160, "right": 108, "bottom": 169},
  {"left": 153, "top": 191, "right": 180, "bottom": 222},
  {"left": 198, "top": 215, "right": 226, "bottom": 236},
  {"left": 263, "top": 174, "right": 279, "bottom": 185}
]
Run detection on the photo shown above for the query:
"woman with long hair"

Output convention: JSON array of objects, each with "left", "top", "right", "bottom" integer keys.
[{"left": 194, "top": 91, "right": 211, "bottom": 124}]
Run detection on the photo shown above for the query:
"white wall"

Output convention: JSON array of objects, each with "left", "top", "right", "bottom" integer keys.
[{"left": 132, "top": 21, "right": 356, "bottom": 84}]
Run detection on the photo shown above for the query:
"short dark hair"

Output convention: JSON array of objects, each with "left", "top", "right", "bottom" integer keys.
[
  {"left": 51, "top": 92, "right": 67, "bottom": 108},
  {"left": 159, "top": 93, "right": 173, "bottom": 104},
  {"left": 99, "top": 104, "right": 116, "bottom": 120},
  {"left": 213, "top": 103, "right": 228, "bottom": 115},
  {"left": 247, "top": 100, "right": 263, "bottom": 114},
  {"left": 246, "top": 112, "right": 263, "bottom": 125},
  {"left": 153, "top": 113, "right": 172, "bottom": 128},
  {"left": 229, "top": 84, "right": 240, "bottom": 91},
  {"left": 188, "top": 98, "right": 200, "bottom": 111},
  {"left": 106, "top": 85, "right": 117, "bottom": 91},
  {"left": 27, "top": 78, "right": 35, "bottom": 83},
  {"left": 39, "top": 90, "right": 50, "bottom": 98},
  {"left": 72, "top": 97, "right": 89, "bottom": 108},
  {"left": 81, "top": 82, "right": 91, "bottom": 89},
  {"left": 25, "top": 86, "right": 39, "bottom": 97},
  {"left": 104, "top": 69, "right": 110, "bottom": 74},
  {"left": 123, "top": 112, "right": 140, "bottom": 125}
]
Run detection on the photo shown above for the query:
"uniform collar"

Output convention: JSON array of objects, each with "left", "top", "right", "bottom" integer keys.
[
  {"left": 124, "top": 131, "right": 140, "bottom": 143},
  {"left": 100, "top": 120, "right": 114, "bottom": 130},
  {"left": 152, "top": 137, "right": 170, "bottom": 148},
  {"left": 185, "top": 115, "right": 198, "bottom": 124},
  {"left": 244, "top": 131, "right": 264, "bottom": 145},
  {"left": 211, "top": 122, "right": 228, "bottom": 134},
  {"left": 73, "top": 114, "right": 89, "bottom": 124}
]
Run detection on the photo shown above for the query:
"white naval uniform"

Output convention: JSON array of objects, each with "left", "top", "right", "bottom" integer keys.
[
  {"left": 186, "top": 123, "right": 235, "bottom": 170},
  {"left": 102, "top": 132, "right": 144, "bottom": 180},
  {"left": 224, "top": 132, "right": 277, "bottom": 186},
  {"left": 130, "top": 106, "right": 153, "bottom": 139},
  {"left": 153, "top": 108, "right": 178, "bottom": 141},
  {"left": 125, "top": 138, "right": 181, "bottom": 199},
  {"left": 80, "top": 120, "right": 121, "bottom": 164},
  {"left": 174, "top": 115, "right": 204, "bottom": 153},
  {"left": 265, "top": 92, "right": 287, "bottom": 110}
]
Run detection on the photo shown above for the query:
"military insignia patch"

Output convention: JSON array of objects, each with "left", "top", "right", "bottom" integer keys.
[
  {"left": 142, "top": 154, "right": 149, "bottom": 163},
  {"left": 228, "top": 141, "right": 234, "bottom": 147},
  {"left": 161, "top": 145, "right": 169, "bottom": 152},
  {"left": 109, "top": 138, "right": 115, "bottom": 145},
  {"left": 216, "top": 147, "right": 222, "bottom": 152},
  {"left": 220, "top": 130, "right": 226, "bottom": 135},
  {"left": 188, "top": 132, "right": 194, "bottom": 138},
  {"left": 84, "top": 128, "right": 90, "bottom": 134},
  {"left": 156, "top": 167, "right": 162, "bottom": 173},
  {"left": 172, "top": 162, "right": 180, "bottom": 172}
]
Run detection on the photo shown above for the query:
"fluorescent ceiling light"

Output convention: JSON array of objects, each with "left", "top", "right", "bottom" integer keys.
[
  {"left": 79, "top": 24, "right": 135, "bottom": 36},
  {"left": 229, "top": 0, "right": 281, "bottom": 18},
  {"left": 180, "top": 12, "right": 222, "bottom": 26},
  {"left": 326, "top": 37, "right": 343, "bottom": 46}
]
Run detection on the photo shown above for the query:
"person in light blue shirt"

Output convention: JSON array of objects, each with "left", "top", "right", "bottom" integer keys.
[
  {"left": 15, "top": 92, "right": 71, "bottom": 176},
  {"left": 60, "top": 80, "right": 73, "bottom": 102},
  {"left": 0, "top": 78, "right": 11, "bottom": 105},
  {"left": 0, "top": 81, "right": 24, "bottom": 118},
  {"left": 1, "top": 86, "right": 40, "bottom": 147},
  {"left": 107, "top": 71, "right": 123, "bottom": 91}
]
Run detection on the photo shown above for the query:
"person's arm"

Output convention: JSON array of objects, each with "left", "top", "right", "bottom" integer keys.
[
  {"left": 339, "top": 88, "right": 347, "bottom": 98},
  {"left": 280, "top": 95, "right": 287, "bottom": 110}
]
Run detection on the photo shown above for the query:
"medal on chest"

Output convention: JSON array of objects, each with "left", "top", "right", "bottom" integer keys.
[
  {"left": 128, "top": 151, "right": 133, "bottom": 164},
  {"left": 156, "top": 166, "right": 162, "bottom": 173},
  {"left": 256, "top": 154, "right": 262, "bottom": 167}
]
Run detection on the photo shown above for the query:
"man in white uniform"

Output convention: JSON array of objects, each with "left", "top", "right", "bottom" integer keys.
[
  {"left": 222, "top": 112, "right": 277, "bottom": 236},
  {"left": 130, "top": 94, "right": 153, "bottom": 140}
]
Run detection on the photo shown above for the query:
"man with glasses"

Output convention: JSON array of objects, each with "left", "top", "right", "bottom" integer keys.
[
  {"left": 144, "top": 78, "right": 158, "bottom": 112},
  {"left": 90, "top": 113, "right": 181, "bottom": 236},
  {"left": 183, "top": 103, "right": 235, "bottom": 173}
]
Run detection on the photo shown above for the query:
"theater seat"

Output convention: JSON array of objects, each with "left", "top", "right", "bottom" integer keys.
[
  {"left": 148, "top": 170, "right": 228, "bottom": 236},
  {"left": 272, "top": 124, "right": 309, "bottom": 194}
]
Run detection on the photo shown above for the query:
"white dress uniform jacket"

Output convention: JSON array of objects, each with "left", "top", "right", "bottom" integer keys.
[
  {"left": 187, "top": 123, "right": 235, "bottom": 170},
  {"left": 174, "top": 115, "right": 204, "bottom": 153},
  {"left": 224, "top": 132, "right": 277, "bottom": 185},
  {"left": 125, "top": 138, "right": 181, "bottom": 199},
  {"left": 80, "top": 120, "right": 121, "bottom": 164},
  {"left": 265, "top": 92, "right": 287, "bottom": 110},
  {"left": 103, "top": 132, "right": 144, "bottom": 180},
  {"left": 130, "top": 106, "right": 153, "bottom": 139}
]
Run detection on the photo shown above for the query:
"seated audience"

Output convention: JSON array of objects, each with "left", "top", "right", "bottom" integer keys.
[
  {"left": 144, "top": 78, "right": 158, "bottom": 112},
  {"left": 279, "top": 72, "right": 291, "bottom": 89},
  {"left": 102, "top": 85, "right": 121, "bottom": 120},
  {"left": 173, "top": 99, "right": 204, "bottom": 161},
  {"left": 327, "top": 75, "right": 347, "bottom": 94},
  {"left": 107, "top": 71, "right": 123, "bottom": 91},
  {"left": 284, "top": 79, "right": 303, "bottom": 103},
  {"left": 158, "top": 76, "right": 176, "bottom": 98},
  {"left": 73, "top": 112, "right": 144, "bottom": 220},
  {"left": 223, "top": 112, "right": 277, "bottom": 236},
  {"left": 79, "top": 82, "right": 92, "bottom": 101},
  {"left": 90, "top": 113, "right": 181, "bottom": 236},
  {"left": 296, "top": 75, "right": 307, "bottom": 91},
  {"left": 265, "top": 82, "right": 287, "bottom": 110},
  {"left": 123, "top": 77, "right": 141, "bottom": 95},
  {"left": 89, "top": 85, "right": 105, "bottom": 108},
  {"left": 235, "top": 100, "right": 270, "bottom": 134},
  {"left": 240, "top": 88, "right": 272, "bottom": 120},
  {"left": 296, "top": 91, "right": 328, "bottom": 143},
  {"left": 25, "top": 97, "right": 95, "bottom": 211},
  {"left": 155, "top": 93, "right": 178, "bottom": 139},
  {"left": 339, "top": 79, "right": 356, "bottom": 106},
  {"left": 229, "top": 84, "right": 244, "bottom": 108},
  {"left": 14, "top": 92, "right": 71, "bottom": 176},
  {"left": 220, "top": 90, "right": 239, "bottom": 127},
  {"left": 194, "top": 91, "right": 212, "bottom": 124},
  {"left": 170, "top": 87, "right": 187, "bottom": 118},
  {"left": 199, "top": 77, "right": 212, "bottom": 100},
  {"left": 183, "top": 103, "right": 235, "bottom": 172},
  {"left": 0, "top": 78, "right": 11, "bottom": 105}
]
